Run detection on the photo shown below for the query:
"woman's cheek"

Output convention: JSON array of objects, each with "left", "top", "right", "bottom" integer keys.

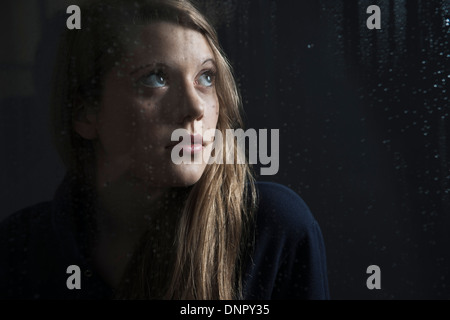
[{"left": 96, "top": 104, "right": 139, "bottom": 156}]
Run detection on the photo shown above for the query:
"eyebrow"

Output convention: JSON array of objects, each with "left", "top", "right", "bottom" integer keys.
[
  {"left": 129, "top": 58, "right": 216, "bottom": 76},
  {"left": 201, "top": 58, "right": 216, "bottom": 66},
  {"left": 129, "top": 62, "right": 165, "bottom": 76}
]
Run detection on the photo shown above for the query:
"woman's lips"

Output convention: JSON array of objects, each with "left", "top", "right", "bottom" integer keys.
[
  {"left": 180, "top": 144, "right": 204, "bottom": 154},
  {"left": 165, "top": 134, "right": 212, "bottom": 154}
]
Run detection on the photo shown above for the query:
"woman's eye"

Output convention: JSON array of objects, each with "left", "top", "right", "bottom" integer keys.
[
  {"left": 140, "top": 73, "right": 166, "bottom": 88},
  {"left": 197, "top": 72, "right": 215, "bottom": 87}
]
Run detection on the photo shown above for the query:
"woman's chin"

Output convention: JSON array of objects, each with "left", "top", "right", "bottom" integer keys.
[
  {"left": 166, "top": 164, "right": 207, "bottom": 187},
  {"left": 131, "top": 163, "right": 207, "bottom": 188}
]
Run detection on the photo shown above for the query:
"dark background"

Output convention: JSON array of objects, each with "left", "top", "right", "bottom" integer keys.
[{"left": 1, "top": 0, "right": 449, "bottom": 299}]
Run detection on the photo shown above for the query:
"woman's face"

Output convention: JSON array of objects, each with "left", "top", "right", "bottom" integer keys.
[{"left": 78, "top": 22, "right": 220, "bottom": 189}]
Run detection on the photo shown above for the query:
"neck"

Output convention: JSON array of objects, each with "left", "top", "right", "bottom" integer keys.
[
  {"left": 91, "top": 170, "right": 172, "bottom": 289},
  {"left": 95, "top": 173, "right": 168, "bottom": 240}
]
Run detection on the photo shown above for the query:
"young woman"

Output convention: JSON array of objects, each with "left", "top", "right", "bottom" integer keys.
[{"left": 0, "top": 0, "right": 329, "bottom": 300}]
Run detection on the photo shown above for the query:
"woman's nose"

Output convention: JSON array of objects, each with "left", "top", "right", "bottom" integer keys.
[{"left": 174, "top": 80, "right": 204, "bottom": 124}]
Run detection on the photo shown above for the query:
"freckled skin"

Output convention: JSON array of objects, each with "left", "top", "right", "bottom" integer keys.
[{"left": 92, "top": 22, "right": 220, "bottom": 190}]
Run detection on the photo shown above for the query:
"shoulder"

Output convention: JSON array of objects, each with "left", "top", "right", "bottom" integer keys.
[
  {"left": 0, "top": 201, "right": 54, "bottom": 239},
  {"left": 0, "top": 201, "right": 55, "bottom": 262},
  {"left": 0, "top": 201, "right": 67, "bottom": 299},
  {"left": 254, "top": 181, "right": 317, "bottom": 239},
  {"left": 244, "top": 182, "right": 329, "bottom": 299}
]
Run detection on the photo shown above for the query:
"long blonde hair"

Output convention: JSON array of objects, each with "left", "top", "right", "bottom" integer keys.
[{"left": 50, "top": 0, "right": 256, "bottom": 299}]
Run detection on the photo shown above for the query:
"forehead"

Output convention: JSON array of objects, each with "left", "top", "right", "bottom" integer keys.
[{"left": 124, "top": 21, "right": 215, "bottom": 67}]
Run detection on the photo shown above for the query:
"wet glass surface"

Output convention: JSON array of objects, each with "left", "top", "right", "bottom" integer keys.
[{"left": 0, "top": 0, "right": 449, "bottom": 299}]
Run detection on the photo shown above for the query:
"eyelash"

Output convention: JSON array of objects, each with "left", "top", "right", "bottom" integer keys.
[
  {"left": 138, "top": 68, "right": 217, "bottom": 88},
  {"left": 139, "top": 69, "right": 167, "bottom": 88},
  {"left": 197, "top": 69, "right": 217, "bottom": 86}
]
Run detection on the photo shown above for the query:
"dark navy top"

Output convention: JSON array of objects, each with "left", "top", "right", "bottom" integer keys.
[{"left": 0, "top": 174, "right": 329, "bottom": 300}]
